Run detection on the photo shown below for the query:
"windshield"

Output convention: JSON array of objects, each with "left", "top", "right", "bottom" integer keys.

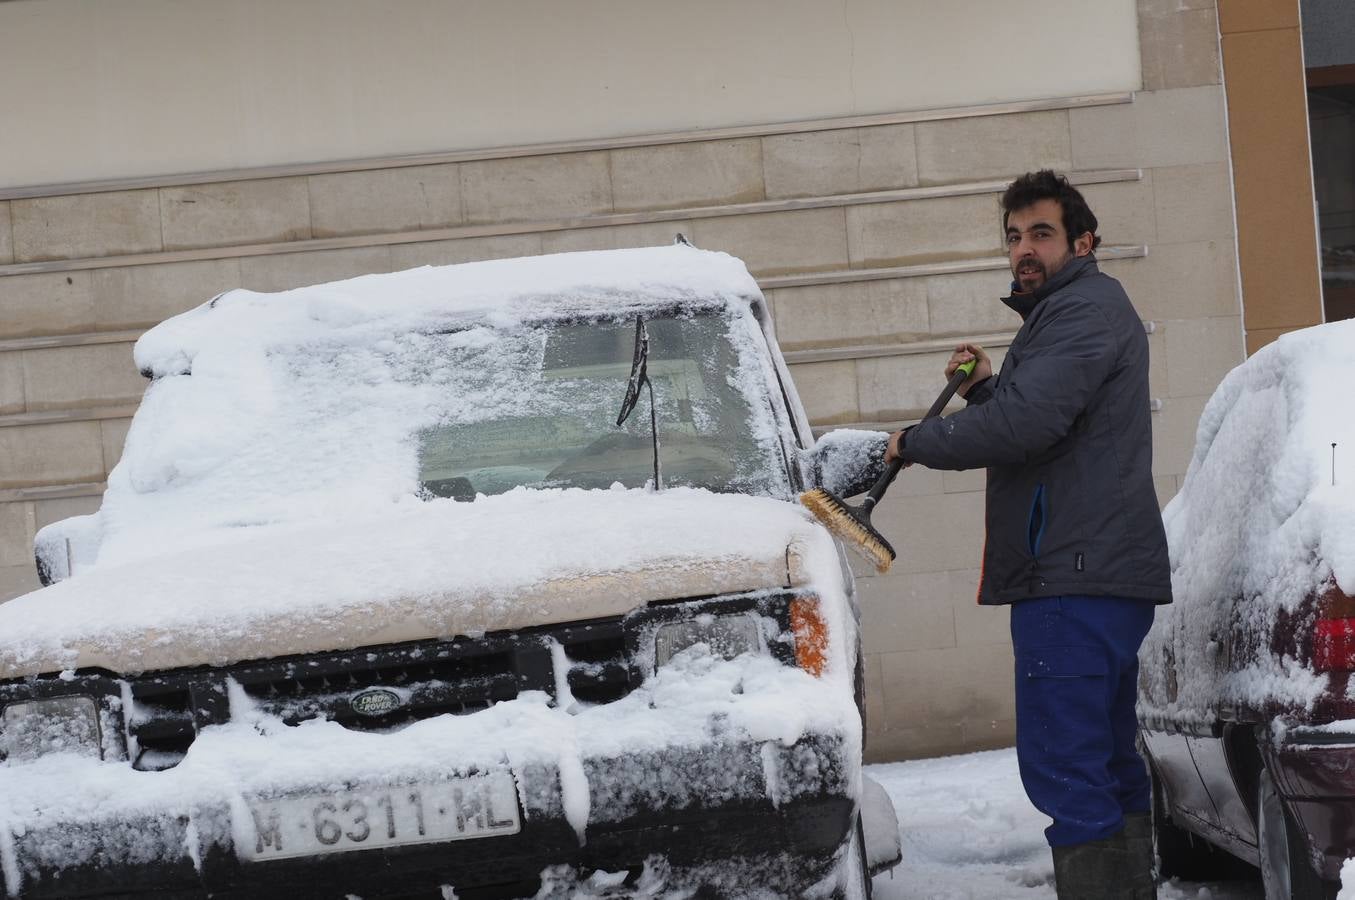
[{"left": 410, "top": 310, "right": 791, "bottom": 499}]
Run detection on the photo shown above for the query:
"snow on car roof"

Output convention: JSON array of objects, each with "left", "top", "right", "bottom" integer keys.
[
  {"left": 134, "top": 244, "right": 762, "bottom": 378},
  {"left": 1143, "top": 318, "right": 1355, "bottom": 714}
]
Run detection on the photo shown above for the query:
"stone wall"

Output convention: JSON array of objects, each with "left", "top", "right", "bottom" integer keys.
[{"left": 0, "top": 0, "right": 1248, "bottom": 762}]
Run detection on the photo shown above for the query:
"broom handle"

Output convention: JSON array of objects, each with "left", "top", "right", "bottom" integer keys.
[{"left": 862, "top": 360, "right": 977, "bottom": 508}]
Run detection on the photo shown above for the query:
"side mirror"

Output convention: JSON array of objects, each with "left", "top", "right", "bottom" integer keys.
[
  {"left": 803, "top": 429, "right": 890, "bottom": 499},
  {"left": 33, "top": 513, "right": 102, "bottom": 586}
]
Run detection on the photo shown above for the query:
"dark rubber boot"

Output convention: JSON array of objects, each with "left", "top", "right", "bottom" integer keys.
[
  {"left": 1122, "top": 812, "right": 1157, "bottom": 899},
  {"left": 1052, "top": 830, "right": 1134, "bottom": 899}
]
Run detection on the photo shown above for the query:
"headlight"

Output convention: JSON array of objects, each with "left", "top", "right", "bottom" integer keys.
[
  {"left": 654, "top": 614, "right": 762, "bottom": 668},
  {"left": 0, "top": 696, "right": 103, "bottom": 761}
]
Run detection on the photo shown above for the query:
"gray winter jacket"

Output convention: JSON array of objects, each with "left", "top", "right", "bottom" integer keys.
[{"left": 900, "top": 255, "right": 1171, "bottom": 606}]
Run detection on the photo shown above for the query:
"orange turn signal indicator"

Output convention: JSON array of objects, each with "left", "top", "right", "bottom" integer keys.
[{"left": 790, "top": 596, "right": 829, "bottom": 677}]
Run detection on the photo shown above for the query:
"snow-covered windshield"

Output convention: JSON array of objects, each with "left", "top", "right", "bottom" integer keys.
[{"left": 411, "top": 311, "right": 790, "bottom": 498}]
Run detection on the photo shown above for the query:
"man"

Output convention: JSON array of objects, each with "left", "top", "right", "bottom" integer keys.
[{"left": 884, "top": 170, "right": 1170, "bottom": 899}]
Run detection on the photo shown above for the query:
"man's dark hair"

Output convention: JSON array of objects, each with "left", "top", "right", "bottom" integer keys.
[{"left": 1001, "top": 170, "right": 1102, "bottom": 251}]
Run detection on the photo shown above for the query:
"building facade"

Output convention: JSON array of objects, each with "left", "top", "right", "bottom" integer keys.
[{"left": 0, "top": 0, "right": 1335, "bottom": 761}]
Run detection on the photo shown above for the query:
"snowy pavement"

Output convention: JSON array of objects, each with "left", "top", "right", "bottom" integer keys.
[{"left": 866, "top": 748, "right": 1263, "bottom": 900}]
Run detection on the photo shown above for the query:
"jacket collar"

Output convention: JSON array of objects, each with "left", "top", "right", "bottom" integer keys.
[{"left": 1001, "top": 254, "right": 1098, "bottom": 319}]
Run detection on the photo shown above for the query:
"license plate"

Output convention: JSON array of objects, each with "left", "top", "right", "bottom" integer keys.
[{"left": 241, "top": 772, "right": 521, "bottom": 861}]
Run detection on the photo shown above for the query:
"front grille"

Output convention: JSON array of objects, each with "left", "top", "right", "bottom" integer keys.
[{"left": 123, "top": 618, "right": 634, "bottom": 769}]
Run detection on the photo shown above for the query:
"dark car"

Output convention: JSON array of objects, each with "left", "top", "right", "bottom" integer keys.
[{"left": 1137, "top": 320, "right": 1355, "bottom": 900}]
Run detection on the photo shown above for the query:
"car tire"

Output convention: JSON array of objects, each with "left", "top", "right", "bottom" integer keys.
[
  {"left": 1149, "top": 762, "right": 1246, "bottom": 882},
  {"left": 1257, "top": 768, "right": 1334, "bottom": 900}
]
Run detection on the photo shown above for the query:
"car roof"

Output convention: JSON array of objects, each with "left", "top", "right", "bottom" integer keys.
[{"left": 135, "top": 244, "right": 764, "bottom": 379}]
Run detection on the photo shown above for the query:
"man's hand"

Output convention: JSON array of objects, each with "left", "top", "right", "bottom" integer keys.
[
  {"left": 947, "top": 343, "right": 992, "bottom": 396},
  {"left": 884, "top": 429, "right": 910, "bottom": 465}
]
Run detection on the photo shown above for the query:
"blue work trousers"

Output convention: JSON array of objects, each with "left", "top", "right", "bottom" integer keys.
[{"left": 1010, "top": 594, "right": 1156, "bottom": 847}]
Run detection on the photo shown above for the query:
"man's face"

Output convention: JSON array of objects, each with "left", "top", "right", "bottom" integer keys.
[{"left": 1005, "top": 198, "right": 1091, "bottom": 293}]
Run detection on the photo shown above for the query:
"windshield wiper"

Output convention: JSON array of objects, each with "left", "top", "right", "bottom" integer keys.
[{"left": 616, "top": 315, "right": 662, "bottom": 490}]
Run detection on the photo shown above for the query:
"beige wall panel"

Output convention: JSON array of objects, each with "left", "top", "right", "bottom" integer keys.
[
  {"left": 92, "top": 258, "right": 244, "bottom": 330},
  {"left": 238, "top": 246, "right": 394, "bottom": 294},
  {"left": 0, "top": 1, "right": 1140, "bottom": 189},
  {"left": 964, "top": 717, "right": 1018, "bottom": 752},
  {"left": 0, "top": 353, "right": 24, "bottom": 415},
  {"left": 1217, "top": 0, "right": 1298, "bottom": 33},
  {"left": 0, "top": 421, "right": 105, "bottom": 488},
  {"left": 1162, "top": 316, "right": 1244, "bottom": 397},
  {"left": 160, "top": 178, "right": 312, "bottom": 251},
  {"left": 539, "top": 223, "right": 695, "bottom": 256},
  {"left": 308, "top": 164, "right": 464, "bottom": 239},
  {"left": 1221, "top": 27, "right": 1323, "bottom": 332},
  {"left": 847, "top": 195, "right": 1002, "bottom": 268},
  {"left": 1152, "top": 163, "right": 1235, "bottom": 244},
  {"left": 877, "top": 643, "right": 1016, "bottom": 734},
  {"left": 865, "top": 717, "right": 967, "bottom": 764},
  {"left": 12, "top": 190, "right": 162, "bottom": 263},
  {"left": 942, "top": 468, "right": 986, "bottom": 494},
  {"left": 863, "top": 653, "right": 886, "bottom": 743},
  {"left": 914, "top": 110, "right": 1072, "bottom": 186},
  {"left": 761, "top": 125, "right": 919, "bottom": 201},
  {"left": 1069, "top": 85, "right": 1229, "bottom": 171},
  {"left": 1151, "top": 394, "right": 1209, "bottom": 477},
  {"left": 950, "top": 569, "right": 1009, "bottom": 646},
  {"left": 786, "top": 359, "right": 858, "bottom": 425},
  {"left": 0, "top": 564, "right": 40, "bottom": 604},
  {"left": 0, "top": 270, "right": 97, "bottom": 338},
  {"left": 857, "top": 570, "right": 954, "bottom": 654},
  {"left": 768, "top": 279, "right": 929, "bottom": 351},
  {"left": 33, "top": 494, "right": 101, "bottom": 531},
  {"left": 1138, "top": 2, "right": 1222, "bottom": 91},
  {"left": 1101, "top": 241, "right": 1241, "bottom": 322},
  {"left": 1154, "top": 475, "right": 1179, "bottom": 510},
  {"left": 460, "top": 153, "right": 612, "bottom": 225},
  {"left": 857, "top": 351, "right": 971, "bottom": 422},
  {"left": 0, "top": 501, "right": 36, "bottom": 568},
  {"left": 925, "top": 269, "right": 1021, "bottom": 336},
  {"left": 1080, "top": 175, "right": 1158, "bottom": 246},
  {"left": 609, "top": 140, "right": 764, "bottom": 213},
  {"left": 0, "top": 202, "right": 13, "bottom": 265},
  {"left": 101, "top": 418, "right": 132, "bottom": 473},
  {"left": 1148, "top": 330, "right": 1168, "bottom": 399},
  {"left": 690, "top": 208, "right": 849, "bottom": 276},
  {"left": 859, "top": 489, "right": 986, "bottom": 575},
  {"left": 389, "top": 235, "right": 545, "bottom": 270},
  {"left": 20, "top": 344, "right": 145, "bottom": 412}
]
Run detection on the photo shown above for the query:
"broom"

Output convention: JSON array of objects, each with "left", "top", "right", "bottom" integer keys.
[{"left": 800, "top": 359, "right": 976, "bottom": 573}]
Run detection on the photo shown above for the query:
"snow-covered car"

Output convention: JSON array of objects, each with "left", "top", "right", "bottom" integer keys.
[
  {"left": 1138, "top": 320, "right": 1355, "bottom": 900},
  {"left": 1, "top": 244, "right": 901, "bottom": 899}
]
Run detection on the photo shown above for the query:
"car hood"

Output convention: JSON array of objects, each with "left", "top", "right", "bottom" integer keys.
[{"left": 0, "top": 488, "right": 827, "bottom": 679}]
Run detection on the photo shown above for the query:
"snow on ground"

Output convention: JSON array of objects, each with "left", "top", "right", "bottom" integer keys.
[{"left": 866, "top": 748, "right": 1262, "bottom": 900}]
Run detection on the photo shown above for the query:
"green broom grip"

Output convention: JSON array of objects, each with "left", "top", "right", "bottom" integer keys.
[{"left": 863, "top": 358, "right": 978, "bottom": 507}]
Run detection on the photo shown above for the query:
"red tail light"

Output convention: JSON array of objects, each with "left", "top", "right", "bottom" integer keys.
[{"left": 1314, "top": 617, "right": 1355, "bottom": 672}]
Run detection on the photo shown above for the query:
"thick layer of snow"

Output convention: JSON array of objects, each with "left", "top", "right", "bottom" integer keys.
[
  {"left": 866, "top": 749, "right": 1263, "bottom": 899},
  {"left": 2, "top": 488, "right": 819, "bottom": 677},
  {"left": 1339, "top": 858, "right": 1355, "bottom": 900},
  {"left": 134, "top": 245, "right": 761, "bottom": 380},
  {"left": 1142, "top": 320, "right": 1355, "bottom": 717}
]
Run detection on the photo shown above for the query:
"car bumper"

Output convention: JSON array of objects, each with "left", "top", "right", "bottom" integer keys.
[
  {"left": 7, "top": 734, "right": 854, "bottom": 899},
  {"left": 1272, "top": 728, "right": 1355, "bottom": 882}
]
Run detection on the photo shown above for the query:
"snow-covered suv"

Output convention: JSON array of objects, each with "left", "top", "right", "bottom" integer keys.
[{"left": 1, "top": 244, "right": 899, "bottom": 898}]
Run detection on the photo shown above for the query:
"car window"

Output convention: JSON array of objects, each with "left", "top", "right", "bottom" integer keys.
[{"left": 411, "top": 310, "right": 792, "bottom": 499}]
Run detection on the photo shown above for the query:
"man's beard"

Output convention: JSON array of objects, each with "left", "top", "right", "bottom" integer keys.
[{"left": 1014, "top": 259, "right": 1046, "bottom": 291}]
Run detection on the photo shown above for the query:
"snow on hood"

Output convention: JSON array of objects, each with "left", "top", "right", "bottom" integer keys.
[
  {"left": 134, "top": 244, "right": 762, "bottom": 379},
  {"left": 1142, "top": 319, "right": 1355, "bottom": 716},
  {"left": 1, "top": 488, "right": 823, "bottom": 678}
]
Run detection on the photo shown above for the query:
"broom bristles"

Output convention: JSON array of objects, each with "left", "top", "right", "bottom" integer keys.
[{"left": 799, "top": 488, "right": 896, "bottom": 574}]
